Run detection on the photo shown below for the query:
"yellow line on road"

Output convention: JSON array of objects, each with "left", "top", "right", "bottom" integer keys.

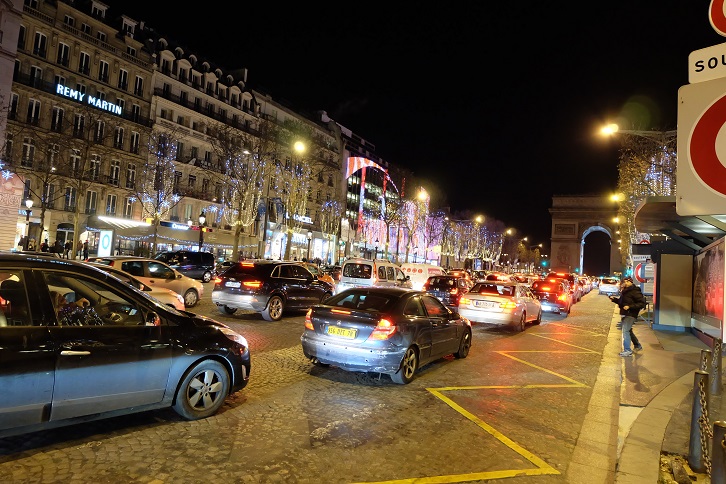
[
  {"left": 496, "top": 351, "right": 589, "bottom": 387},
  {"left": 528, "top": 334, "right": 602, "bottom": 352}
]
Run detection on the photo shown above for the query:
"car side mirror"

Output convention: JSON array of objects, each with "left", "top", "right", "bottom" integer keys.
[{"left": 146, "top": 311, "right": 161, "bottom": 326}]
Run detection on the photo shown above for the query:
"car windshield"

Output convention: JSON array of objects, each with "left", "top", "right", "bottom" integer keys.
[{"left": 325, "top": 291, "right": 394, "bottom": 311}]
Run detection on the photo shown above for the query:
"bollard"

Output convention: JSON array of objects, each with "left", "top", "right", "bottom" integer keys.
[
  {"left": 712, "top": 421, "right": 726, "bottom": 484},
  {"left": 701, "top": 349, "right": 713, "bottom": 373},
  {"left": 689, "top": 370, "right": 711, "bottom": 473},
  {"left": 712, "top": 339, "right": 723, "bottom": 396}
]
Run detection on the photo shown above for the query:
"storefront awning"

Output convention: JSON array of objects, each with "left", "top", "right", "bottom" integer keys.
[{"left": 634, "top": 196, "right": 726, "bottom": 250}]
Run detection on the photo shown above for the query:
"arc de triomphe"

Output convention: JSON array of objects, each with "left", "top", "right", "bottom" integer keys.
[{"left": 548, "top": 195, "right": 621, "bottom": 275}]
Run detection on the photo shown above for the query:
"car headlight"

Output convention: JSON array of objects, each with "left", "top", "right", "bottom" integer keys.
[{"left": 219, "top": 326, "right": 248, "bottom": 350}]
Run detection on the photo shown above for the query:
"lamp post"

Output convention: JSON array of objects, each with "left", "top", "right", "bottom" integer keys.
[
  {"left": 23, "top": 198, "right": 33, "bottom": 251},
  {"left": 307, "top": 230, "right": 312, "bottom": 260},
  {"left": 198, "top": 211, "right": 206, "bottom": 250},
  {"left": 374, "top": 238, "right": 379, "bottom": 260}
]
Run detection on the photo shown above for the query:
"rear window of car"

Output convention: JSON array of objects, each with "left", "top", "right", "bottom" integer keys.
[
  {"left": 224, "top": 263, "right": 267, "bottom": 277},
  {"left": 343, "top": 263, "right": 373, "bottom": 279},
  {"left": 531, "top": 281, "right": 561, "bottom": 292},
  {"left": 471, "top": 283, "right": 515, "bottom": 296},
  {"left": 427, "top": 276, "right": 455, "bottom": 286},
  {"left": 326, "top": 291, "right": 393, "bottom": 311},
  {"left": 602, "top": 278, "right": 619, "bottom": 285}
]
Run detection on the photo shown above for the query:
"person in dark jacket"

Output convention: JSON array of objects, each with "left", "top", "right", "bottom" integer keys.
[{"left": 610, "top": 277, "right": 646, "bottom": 356}]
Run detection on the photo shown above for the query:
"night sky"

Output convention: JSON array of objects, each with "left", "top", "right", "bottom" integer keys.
[{"left": 105, "top": 1, "right": 723, "bottom": 252}]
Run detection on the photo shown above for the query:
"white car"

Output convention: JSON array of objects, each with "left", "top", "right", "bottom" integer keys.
[
  {"left": 599, "top": 277, "right": 621, "bottom": 297},
  {"left": 88, "top": 256, "right": 203, "bottom": 307},
  {"left": 87, "top": 262, "right": 186, "bottom": 310}
]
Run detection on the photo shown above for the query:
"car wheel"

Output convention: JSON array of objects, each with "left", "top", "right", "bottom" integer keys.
[
  {"left": 262, "top": 295, "right": 284, "bottom": 321},
  {"left": 535, "top": 309, "right": 542, "bottom": 325},
  {"left": 184, "top": 288, "right": 199, "bottom": 307},
  {"left": 390, "top": 347, "right": 418, "bottom": 384},
  {"left": 218, "top": 305, "right": 237, "bottom": 315},
  {"left": 454, "top": 329, "right": 471, "bottom": 359},
  {"left": 172, "top": 359, "right": 230, "bottom": 420},
  {"left": 321, "top": 292, "right": 333, "bottom": 303},
  {"left": 516, "top": 313, "right": 526, "bottom": 332},
  {"left": 202, "top": 271, "right": 212, "bottom": 283}
]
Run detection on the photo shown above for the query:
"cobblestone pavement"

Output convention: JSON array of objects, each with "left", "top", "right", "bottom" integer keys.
[{"left": 0, "top": 287, "right": 616, "bottom": 483}]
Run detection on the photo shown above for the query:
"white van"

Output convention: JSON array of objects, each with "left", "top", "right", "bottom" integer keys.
[
  {"left": 336, "top": 258, "right": 412, "bottom": 294},
  {"left": 399, "top": 263, "right": 447, "bottom": 290}
]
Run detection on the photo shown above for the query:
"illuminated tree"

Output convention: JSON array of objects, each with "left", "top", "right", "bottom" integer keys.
[{"left": 320, "top": 199, "right": 343, "bottom": 263}]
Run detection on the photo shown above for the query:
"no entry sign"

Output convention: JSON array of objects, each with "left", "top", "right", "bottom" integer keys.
[{"left": 677, "top": 76, "right": 726, "bottom": 215}]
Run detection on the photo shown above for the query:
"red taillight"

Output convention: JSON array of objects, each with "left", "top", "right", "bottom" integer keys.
[
  {"left": 558, "top": 294, "right": 568, "bottom": 302},
  {"left": 500, "top": 301, "right": 517, "bottom": 309},
  {"left": 541, "top": 286, "right": 551, "bottom": 291},
  {"left": 243, "top": 281, "right": 262, "bottom": 288},
  {"left": 213, "top": 277, "right": 222, "bottom": 285},
  {"left": 369, "top": 318, "right": 397, "bottom": 340},
  {"left": 304, "top": 308, "right": 313, "bottom": 330},
  {"left": 331, "top": 308, "right": 351, "bottom": 314}
]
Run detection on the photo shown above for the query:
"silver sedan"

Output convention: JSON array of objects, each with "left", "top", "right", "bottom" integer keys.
[{"left": 457, "top": 282, "right": 542, "bottom": 331}]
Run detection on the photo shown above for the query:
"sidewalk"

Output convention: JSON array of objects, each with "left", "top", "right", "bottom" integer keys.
[{"left": 612, "top": 308, "right": 721, "bottom": 483}]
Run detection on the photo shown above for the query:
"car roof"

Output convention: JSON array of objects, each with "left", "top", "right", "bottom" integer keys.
[
  {"left": 337, "top": 287, "right": 421, "bottom": 297},
  {"left": 0, "top": 253, "right": 131, "bottom": 277}
]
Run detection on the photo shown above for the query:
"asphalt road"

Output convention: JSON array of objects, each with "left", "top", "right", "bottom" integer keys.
[{"left": 0, "top": 284, "right": 616, "bottom": 484}]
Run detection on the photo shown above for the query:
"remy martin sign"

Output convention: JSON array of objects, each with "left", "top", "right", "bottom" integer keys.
[{"left": 55, "top": 84, "right": 122, "bottom": 116}]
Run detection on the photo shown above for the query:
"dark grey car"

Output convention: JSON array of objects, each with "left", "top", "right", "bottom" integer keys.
[
  {"left": 0, "top": 253, "right": 250, "bottom": 438},
  {"left": 301, "top": 287, "right": 472, "bottom": 384}
]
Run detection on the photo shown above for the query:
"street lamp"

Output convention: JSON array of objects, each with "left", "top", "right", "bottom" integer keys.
[
  {"left": 198, "top": 211, "right": 206, "bottom": 250},
  {"left": 307, "top": 230, "right": 312, "bottom": 260},
  {"left": 374, "top": 238, "right": 379, "bottom": 260},
  {"left": 23, "top": 199, "right": 33, "bottom": 251}
]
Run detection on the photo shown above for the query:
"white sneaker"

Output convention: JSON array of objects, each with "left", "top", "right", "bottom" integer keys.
[{"left": 619, "top": 350, "right": 633, "bottom": 357}]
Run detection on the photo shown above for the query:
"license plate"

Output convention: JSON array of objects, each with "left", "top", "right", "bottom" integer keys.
[
  {"left": 225, "top": 281, "right": 241, "bottom": 288},
  {"left": 475, "top": 301, "right": 495, "bottom": 308},
  {"left": 327, "top": 326, "right": 357, "bottom": 339}
]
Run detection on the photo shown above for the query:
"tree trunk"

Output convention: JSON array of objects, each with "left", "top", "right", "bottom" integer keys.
[
  {"left": 152, "top": 218, "right": 159, "bottom": 256},
  {"left": 284, "top": 228, "right": 293, "bottom": 261},
  {"left": 232, "top": 223, "right": 242, "bottom": 261}
]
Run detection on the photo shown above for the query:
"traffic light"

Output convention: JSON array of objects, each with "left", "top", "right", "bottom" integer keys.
[{"left": 541, "top": 260, "right": 548, "bottom": 267}]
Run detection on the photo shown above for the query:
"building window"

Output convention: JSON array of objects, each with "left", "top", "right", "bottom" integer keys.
[
  {"left": 113, "top": 127, "right": 124, "bottom": 149},
  {"left": 54, "top": 74, "right": 65, "bottom": 86},
  {"left": 204, "top": 151, "right": 211, "bottom": 162},
  {"left": 126, "top": 46, "right": 136, "bottom": 56},
  {"left": 89, "top": 154, "right": 101, "bottom": 181},
  {"left": 80, "top": 23, "right": 91, "bottom": 35},
  {"left": 23, "top": 179, "right": 31, "bottom": 201},
  {"left": 116, "top": 98, "right": 125, "bottom": 112},
  {"left": 106, "top": 194, "right": 116, "bottom": 215},
  {"left": 130, "top": 132, "right": 139, "bottom": 154},
  {"left": 65, "top": 187, "right": 77, "bottom": 211},
  {"left": 43, "top": 183, "right": 55, "bottom": 209},
  {"left": 21, "top": 137, "right": 34, "bottom": 167},
  {"left": 29, "top": 65, "right": 42, "bottom": 88},
  {"left": 188, "top": 175, "right": 196, "bottom": 191},
  {"left": 69, "top": 149, "right": 81, "bottom": 173},
  {"left": 134, "top": 76, "right": 144, "bottom": 96},
  {"left": 78, "top": 52, "right": 90, "bottom": 75},
  {"left": 51, "top": 107, "right": 64, "bottom": 132},
  {"left": 94, "top": 120, "right": 105, "bottom": 143},
  {"left": 26, "top": 98, "right": 40, "bottom": 125},
  {"left": 123, "top": 197, "right": 134, "bottom": 218},
  {"left": 75, "top": 82, "right": 86, "bottom": 95},
  {"left": 131, "top": 104, "right": 140, "bottom": 123},
  {"left": 47, "top": 143, "right": 59, "bottom": 165},
  {"left": 57, "top": 42, "right": 70, "bottom": 67},
  {"left": 96, "top": 31, "right": 106, "bottom": 43},
  {"left": 98, "top": 60, "right": 109, "bottom": 83},
  {"left": 91, "top": 3, "right": 106, "bottom": 19},
  {"left": 17, "top": 25, "right": 26, "bottom": 50},
  {"left": 63, "top": 15, "right": 75, "bottom": 27},
  {"left": 33, "top": 32, "right": 46, "bottom": 58},
  {"left": 109, "top": 160, "right": 120, "bottom": 186},
  {"left": 126, "top": 163, "right": 136, "bottom": 189},
  {"left": 118, "top": 69, "right": 128, "bottom": 90},
  {"left": 202, "top": 178, "right": 209, "bottom": 197},
  {"left": 85, "top": 190, "right": 97, "bottom": 214},
  {"left": 73, "top": 114, "right": 84, "bottom": 137}
]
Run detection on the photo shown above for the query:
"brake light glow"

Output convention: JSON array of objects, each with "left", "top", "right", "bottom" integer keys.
[
  {"left": 243, "top": 281, "right": 262, "bottom": 288},
  {"left": 304, "top": 308, "right": 313, "bottom": 330},
  {"left": 331, "top": 308, "right": 351, "bottom": 314},
  {"left": 459, "top": 296, "right": 471, "bottom": 305},
  {"left": 500, "top": 301, "right": 517, "bottom": 309},
  {"left": 213, "top": 277, "right": 222, "bottom": 284},
  {"left": 558, "top": 294, "right": 568, "bottom": 302},
  {"left": 541, "top": 286, "right": 551, "bottom": 291},
  {"left": 368, "top": 318, "right": 397, "bottom": 340},
  {"left": 240, "top": 262, "right": 254, "bottom": 267}
]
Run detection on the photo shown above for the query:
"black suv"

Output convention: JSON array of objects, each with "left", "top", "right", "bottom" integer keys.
[
  {"left": 211, "top": 260, "right": 335, "bottom": 321},
  {"left": 0, "top": 253, "right": 250, "bottom": 438},
  {"left": 154, "top": 250, "right": 216, "bottom": 283}
]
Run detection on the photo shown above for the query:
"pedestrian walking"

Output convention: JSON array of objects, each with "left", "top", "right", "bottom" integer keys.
[
  {"left": 610, "top": 276, "right": 646, "bottom": 357},
  {"left": 82, "top": 240, "right": 89, "bottom": 261},
  {"left": 64, "top": 241, "right": 72, "bottom": 259}
]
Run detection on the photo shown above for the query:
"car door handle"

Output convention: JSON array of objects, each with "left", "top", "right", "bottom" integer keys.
[{"left": 60, "top": 350, "right": 91, "bottom": 356}]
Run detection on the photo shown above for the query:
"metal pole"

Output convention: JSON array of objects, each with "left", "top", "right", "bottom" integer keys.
[
  {"left": 689, "top": 370, "right": 710, "bottom": 472},
  {"left": 713, "top": 421, "right": 726, "bottom": 483},
  {"left": 712, "top": 339, "right": 723, "bottom": 396},
  {"left": 23, "top": 210, "right": 31, "bottom": 251}
]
